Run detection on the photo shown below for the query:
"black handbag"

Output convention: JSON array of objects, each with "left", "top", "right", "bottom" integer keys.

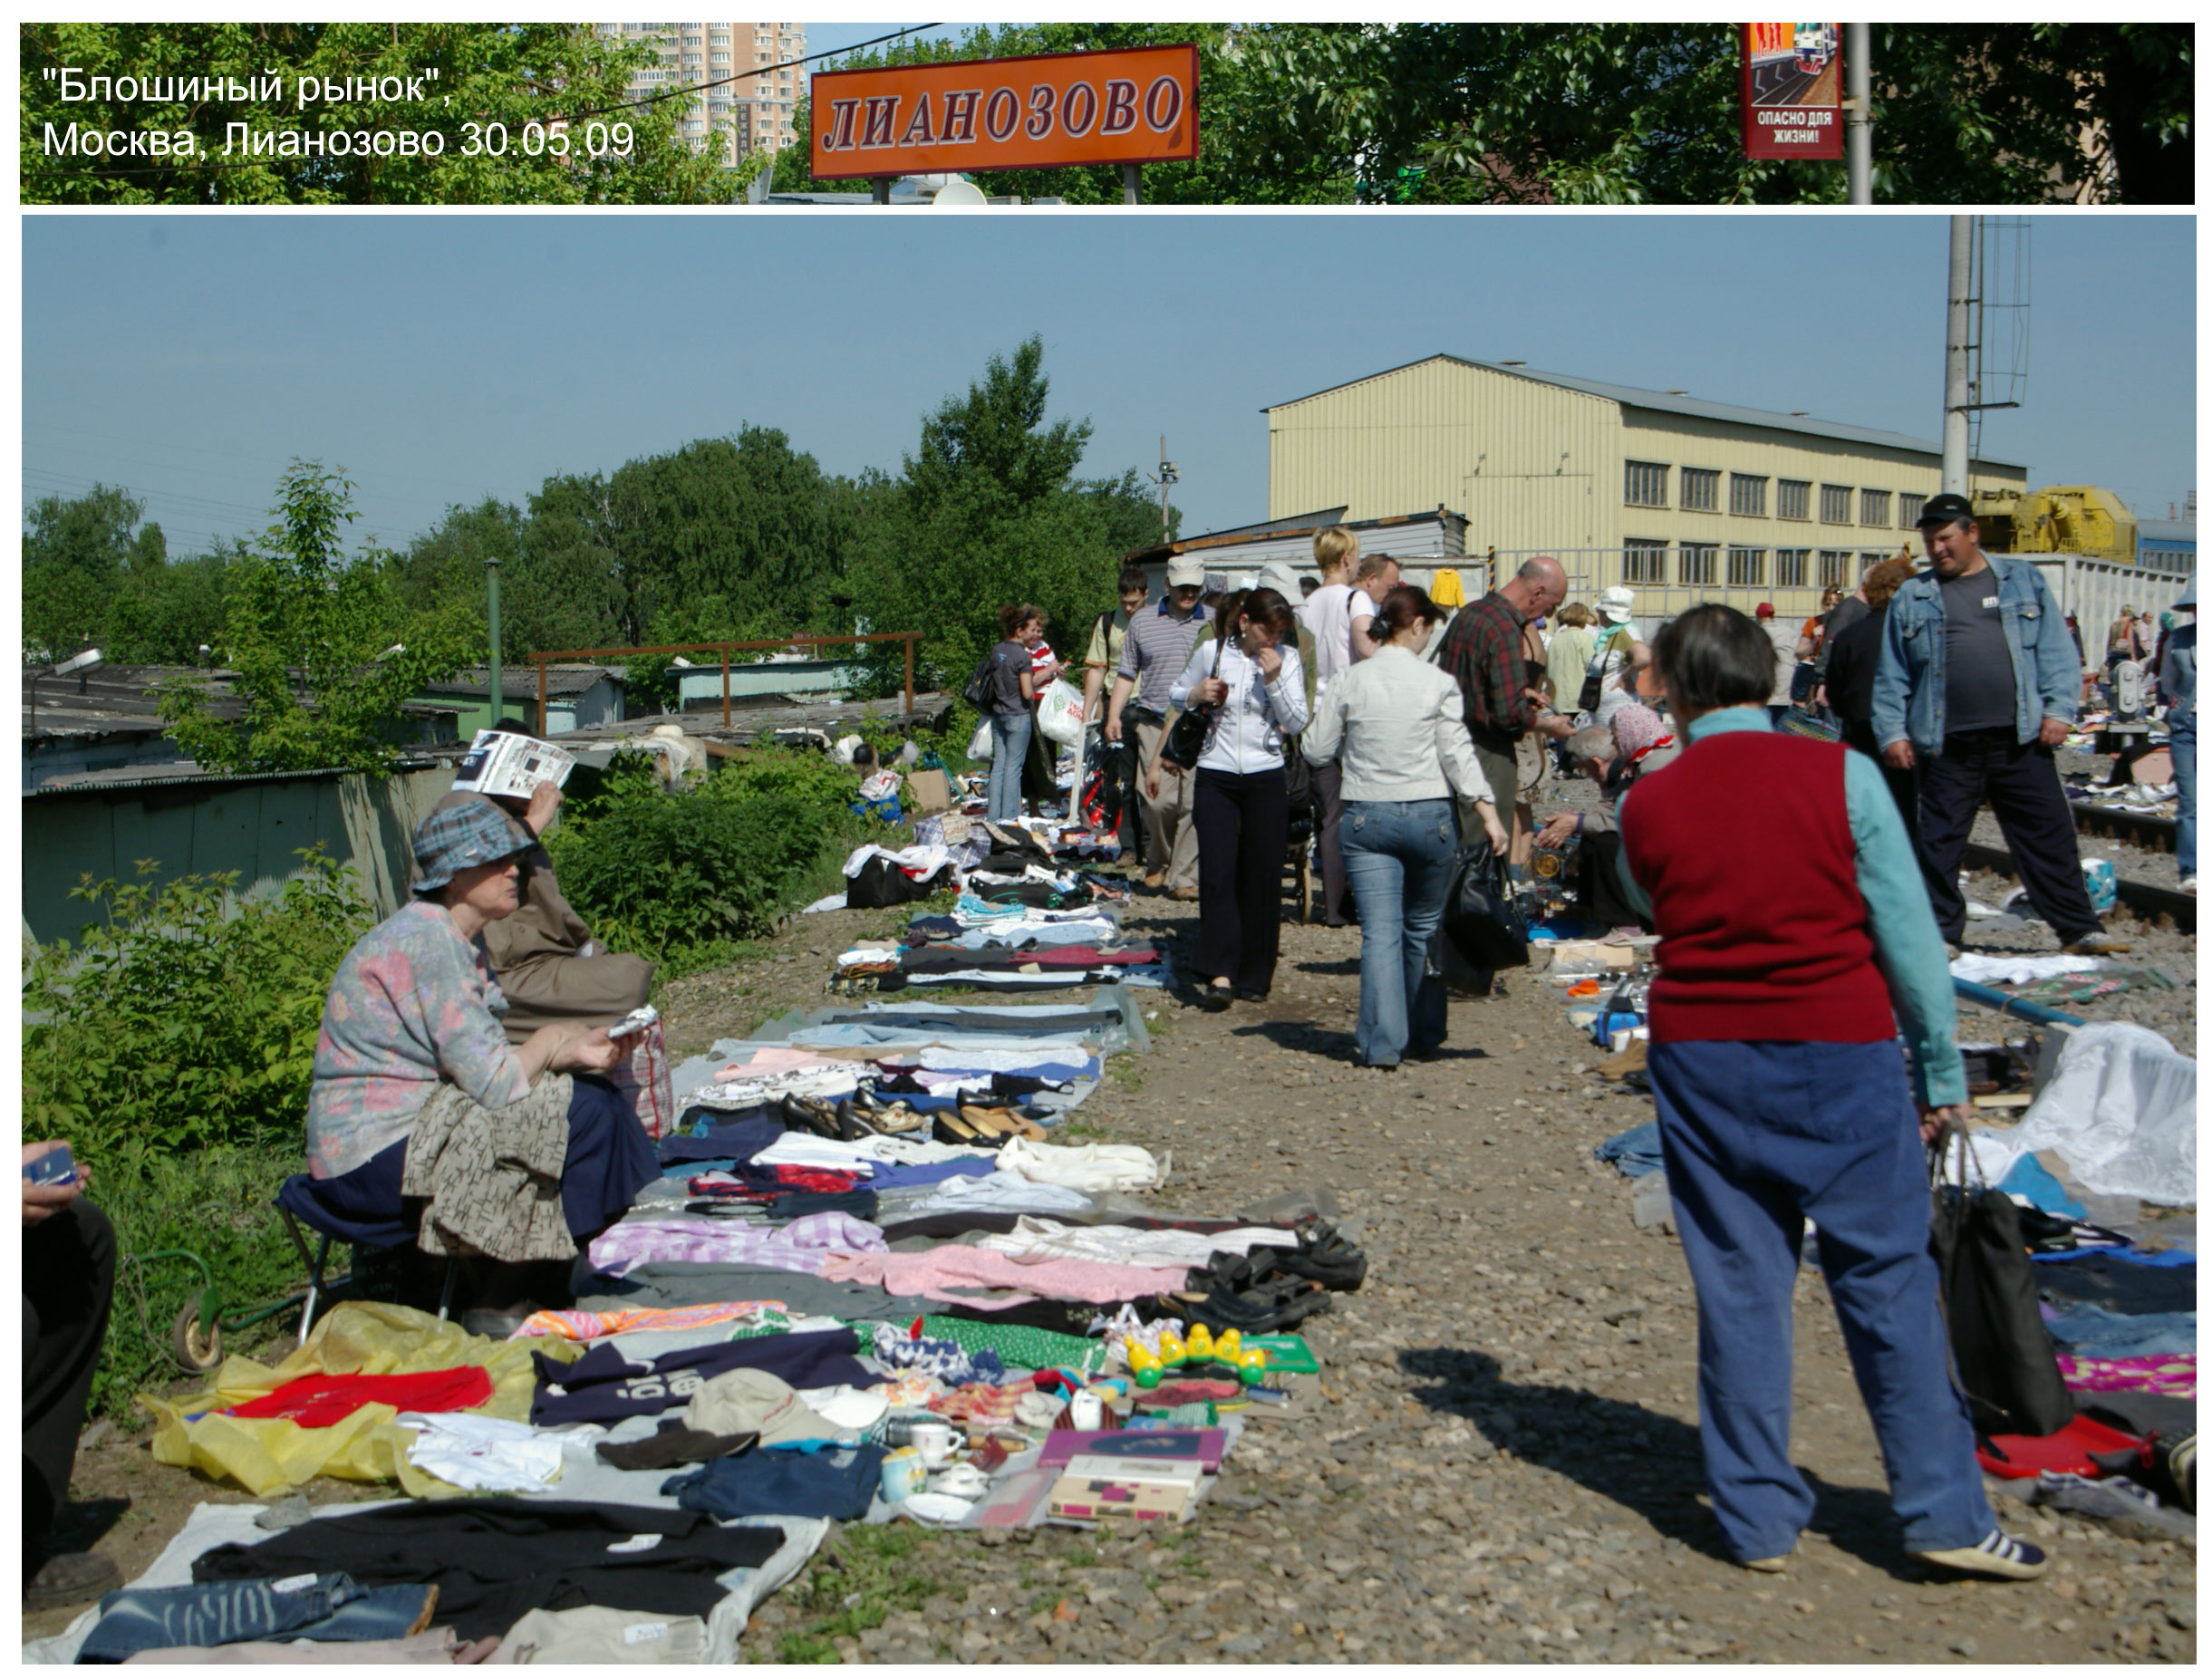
[
  {"left": 961, "top": 651, "right": 996, "bottom": 711},
  {"left": 1160, "top": 634, "right": 1224, "bottom": 770},
  {"left": 1281, "top": 736, "right": 1313, "bottom": 812},
  {"left": 1927, "top": 1132, "right": 2076, "bottom": 1438},
  {"left": 1577, "top": 626, "right": 1630, "bottom": 715},
  {"left": 1441, "top": 836, "right": 1530, "bottom": 970}
]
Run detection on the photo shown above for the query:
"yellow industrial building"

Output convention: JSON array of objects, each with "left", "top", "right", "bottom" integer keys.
[{"left": 1264, "top": 356, "right": 2031, "bottom": 618}]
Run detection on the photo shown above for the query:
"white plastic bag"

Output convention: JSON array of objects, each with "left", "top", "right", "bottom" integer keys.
[
  {"left": 968, "top": 719, "right": 993, "bottom": 760},
  {"left": 1036, "top": 679, "right": 1086, "bottom": 748},
  {"left": 2005, "top": 1022, "right": 2196, "bottom": 1206}
]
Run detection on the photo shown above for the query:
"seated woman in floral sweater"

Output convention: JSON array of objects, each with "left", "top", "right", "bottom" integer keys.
[{"left": 303, "top": 800, "right": 656, "bottom": 1331}]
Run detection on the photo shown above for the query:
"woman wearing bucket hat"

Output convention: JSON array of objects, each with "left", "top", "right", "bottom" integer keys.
[{"left": 303, "top": 799, "right": 657, "bottom": 1331}]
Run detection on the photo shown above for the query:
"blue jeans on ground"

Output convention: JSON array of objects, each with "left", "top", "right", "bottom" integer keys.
[
  {"left": 1647, "top": 1037, "right": 1995, "bottom": 1563},
  {"left": 987, "top": 709, "right": 1031, "bottom": 823},
  {"left": 77, "top": 1575, "right": 432, "bottom": 1662},
  {"left": 1340, "top": 798, "right": 1457, "bottom": 1067},
  {"left": 2170, "top": 711, "right": 2196, "bottom": 878}
]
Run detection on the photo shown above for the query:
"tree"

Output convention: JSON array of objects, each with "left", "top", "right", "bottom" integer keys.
[
  {"left": 21, "top": 23, "right": 736, "bottom": 205},
  {"left": 846, "top": 337, "right": 1167, "bottom": 692},
  {"left": 160, "top": 462, "right": 473, "bottom": 773},
  {"left": 22, "top": 483, "right": 143, "bottom": 660}
]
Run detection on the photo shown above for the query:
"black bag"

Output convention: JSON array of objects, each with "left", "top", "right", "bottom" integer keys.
[
  {"left": 1927, "top": 1134, "right": 2076, "bottom": 1438},
  {"left": 1160, "top": 634, "right": 1224, "bottom": 770},
  {"left": 1577, "top": 626, "right": 1629, "bottom": 715},
  {"left": 1441, "top": 837, "right": 1530, "bottom": 970},
  {"left": 961, "top": 652, "right": 996, "bottom": 712},
  {"left": 845, "top": 854, "right": 950, "bottom": 909},
  {"left": 1280, "top": 736, "right": 1314, "bottom": 813}
]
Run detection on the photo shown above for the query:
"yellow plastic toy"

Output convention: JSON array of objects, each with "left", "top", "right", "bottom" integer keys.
[
  {"left": 1156, "top": 1327, "right": 1187, "bottom": 1368},
  {"left": 1125, "top": 1340, "right": 1164, "bottom": 1390},
  {"left": 1185, "top": 1323, "right": 1214, "bottom": 1363}
]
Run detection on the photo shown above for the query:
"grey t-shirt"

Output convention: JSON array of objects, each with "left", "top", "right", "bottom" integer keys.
[
  {"left": 986, "top": 640, "right": 1029, "bottom": 714},
  {"left": 1940, "top": 567, "right": 2015, "bottom": 735}
]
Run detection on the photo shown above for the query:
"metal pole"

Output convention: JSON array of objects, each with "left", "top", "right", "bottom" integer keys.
[
  {"left": 903, "top": 634, "right": 914, "bottom": 715},
  {"left": 872, "top": 177, "right": 891, "bottom": 205},
  {"left": 1844, "top": 22, "right": 1871, "bottom": 206},
  {"left": 1942, "top": 215, "right": 1975, "bottom": 496},
  {"left": 484, "top": 555, "right": 503, "bottom": 729},
  {"left": 1121, "top": 162, "right": 1140, "bottom": 206},
  {"left": 721, "top": 645, "right": 731, "bottom": 731},
  {"left": 536, "top": 659, "right": 546, "bottom": 736}
]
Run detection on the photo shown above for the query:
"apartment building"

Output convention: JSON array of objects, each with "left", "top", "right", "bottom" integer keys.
[{"left": 598, "top": 21, "right": 806, "bottom": 163}]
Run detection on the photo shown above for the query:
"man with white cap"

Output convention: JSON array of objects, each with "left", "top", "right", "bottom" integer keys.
[{"left": 1106, "top": 555, "right": 1212, "bottom": 897}]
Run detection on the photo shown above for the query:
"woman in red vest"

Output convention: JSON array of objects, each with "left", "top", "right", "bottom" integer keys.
[{"left": 1612, "top": 603, "right": 2047, "bottom": 1583}]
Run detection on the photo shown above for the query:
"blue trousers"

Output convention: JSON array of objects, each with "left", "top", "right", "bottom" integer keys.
[
  {"left": 77, "top": 1575, "right": 432, "bottom": 1663},
  {"left": 2171, "top": 711, "right": 2196, "bottom": 878},
  {"left": 1340, "top": 798, "right": 1456, "bottom": 1066},
  {"left": 1647, "top": 1038, "right": 1994, "bottom": 1561},
  {"left": 987, "top": 710, "right": 1031, "bottom": 822}
]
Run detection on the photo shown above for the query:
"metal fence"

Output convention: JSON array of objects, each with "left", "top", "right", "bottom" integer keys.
[{"left": 1474, "top": 546, "right": 1918, "bottom": 624}]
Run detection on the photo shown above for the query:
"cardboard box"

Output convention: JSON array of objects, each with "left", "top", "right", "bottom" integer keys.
[
  {"left": 449, "top": 729, "right": 575, "bottom": 800},
  {"left": 905, "top": 767, "right": 952, "bottom": 814}
]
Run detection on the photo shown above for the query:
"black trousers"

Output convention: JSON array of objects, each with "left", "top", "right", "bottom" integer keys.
[
  {"left": 1840, "top": 719, "right": 1918, "bottom": 839},
  {"left": 24, "top": 1199, "right": 117, "bottom": 1564},
  {"left": 1916, "top": 727, "right": 2102, "bottom": 944},
  {"left": 1192, "top": 767, "right": 1289, "bottom": 992},
  {"left": 1577, "top": 829, "right": 1643, "bottom": 930},
  {"left": 1311, "top": 758, "right": 1352, "bottom": 924}
]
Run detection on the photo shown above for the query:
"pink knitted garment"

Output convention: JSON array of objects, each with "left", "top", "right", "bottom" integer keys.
[
  {"left": 2058, "top": 1354, "right": 2195, "bottom": 1398},
  {"left": 818, "top": 1248, "right": 1189, "bottom": 1306}
]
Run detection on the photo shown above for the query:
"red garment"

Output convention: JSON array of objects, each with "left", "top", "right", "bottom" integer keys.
[
  {"left": 768, "top": 1165, "right": 865, "bottom": 1192},
  {"left": 227, "top": 1365, "right": 494, "bottom": 1427},
  {"left": 1618, "top": 731, "right": 1895, "bottom": 1045},
  {"left": 1976, "top": 1414, "right": 2144, "bottom": 1480}
]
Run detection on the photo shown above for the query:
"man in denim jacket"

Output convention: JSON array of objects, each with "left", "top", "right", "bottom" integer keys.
[{"left": 1871, "top": 494, "right": 2125, "bottom": 955}]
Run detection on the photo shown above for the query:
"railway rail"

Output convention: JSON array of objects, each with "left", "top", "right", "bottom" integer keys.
[
  {"left": 1961, "top": 840, "right": 2196, "bottom": 934},
  {"left": 2069, "top": 799, "right": 2181, "bottom": 854}
]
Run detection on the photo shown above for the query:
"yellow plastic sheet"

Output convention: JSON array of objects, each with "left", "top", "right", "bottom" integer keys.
[{"left": 146, "top": 1300, "right": 580, "bottom": 1498}]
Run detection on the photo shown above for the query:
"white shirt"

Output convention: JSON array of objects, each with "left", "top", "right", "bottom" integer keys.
[
  {"left": 1301, "top": 644, "right": 1494, "bottom": 805},
  {"left": 1168, "top": 639, "right": 1309, "bottom": 775},
  {"left": 1297, "top": 583, "right": 1359, "bottom": 695}
]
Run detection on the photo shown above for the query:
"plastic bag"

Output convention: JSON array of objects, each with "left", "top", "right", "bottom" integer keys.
[
  {"left": 968, "top": 719, "right": 994, "bottom": 760},
  {"left": 2003, "top": 1022, "right": 2196, "bottom": 1206},
  {"left": 605, "top": 1017, "right": 676, "bottom": 1142},
  {"left": 1036, "top": 679, "right": 1086, "bottom": 747},
  {"left": 145, "top": 1301, "right": 580, "bottom": 1498}
]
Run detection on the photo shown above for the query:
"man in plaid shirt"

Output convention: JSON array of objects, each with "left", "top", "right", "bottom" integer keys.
[{"left": 1435, "top": 555, "right": 1578, "bottom": 849}]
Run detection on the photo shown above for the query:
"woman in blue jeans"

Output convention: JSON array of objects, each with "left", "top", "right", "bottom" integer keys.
[
  {"left": 2159, "top": 580, "right": 2195, "bottom": 893},
  {"left": 1302, "top": 585, "right": 1507, "bottom": 1067},
  {"left": 982, "top": 603, "right": 1059, "bottom": 823}
]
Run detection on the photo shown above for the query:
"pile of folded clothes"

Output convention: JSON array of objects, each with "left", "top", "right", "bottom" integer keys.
[{"left": 38, "top": 995, "right": 1368, "bottom": 1665}]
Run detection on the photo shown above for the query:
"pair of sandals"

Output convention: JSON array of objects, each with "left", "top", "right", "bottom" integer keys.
[
  {"left": 1173, "top": 1219, "right": 1367, "bottom": 1336},
  {"left": 935, "top": 1105, "right": 1048, "bottom": 1147}
]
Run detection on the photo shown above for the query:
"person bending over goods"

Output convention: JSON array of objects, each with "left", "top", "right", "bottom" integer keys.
[
  {"left": 1303, "top": 584, "right": 1507, "bottom": 1067},
  {"left": 306, "top": 799, "right": 658, "bottom": 1335},
  {"left": 1146, "top": 586, "right": 1309, "bottom": 1008},
  {"left": 430, "top": 767, "right": 652, "bottom": 1043},
  {"left": 1611, "top": 603, "right": 2048, "bottom": 1583},
  {"left": 1532, "top": 703, "right": 1679, "bottom": 937},
  {"left": 1869, "top": 492, "right": 2126, "bottom": 955}
]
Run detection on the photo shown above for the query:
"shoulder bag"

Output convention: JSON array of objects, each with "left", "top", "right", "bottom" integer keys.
[
  {"left": 1441, "top": 835, "right": 1531, "bottom": 971},
  {"left": 1577, "top": 627, "right": 1627, "bottom": 716},
  {"left": 961, "top": 649, "right": 998, "bottom": 712},
  {"left": 1161, "top": 634, "right": 1225, "bottom": 771},
  {"left": 1927, "top": 1129, "right": 2076, "bottom": 1438}
]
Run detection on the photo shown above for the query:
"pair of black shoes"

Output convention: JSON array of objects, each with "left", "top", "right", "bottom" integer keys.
[{"left": 1195, "top": 982, "right": 1269, "bottom": 1012}]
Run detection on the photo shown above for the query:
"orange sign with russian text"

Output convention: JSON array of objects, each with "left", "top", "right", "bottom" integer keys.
[{"left": 809, "top": 45, "right": 1200, "bottom": 180}]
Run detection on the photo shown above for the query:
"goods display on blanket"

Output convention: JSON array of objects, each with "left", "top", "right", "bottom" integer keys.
[{"left": 28, "top": 986, "right": 1369, "bottom": 1665}]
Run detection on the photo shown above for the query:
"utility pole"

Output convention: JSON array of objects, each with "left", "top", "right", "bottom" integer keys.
[
  {"left": 1149, "top": 438, "right": 1179, "bottom": 541},
  {"left": 1844, "top": 22, "right": 1871, "bottom": 205},
  {"left": 1942, "top": 216, "right": 1975, "bottom": 497},
  {"left": 485, "top": 553, "right": 504, "bottom": 730}
]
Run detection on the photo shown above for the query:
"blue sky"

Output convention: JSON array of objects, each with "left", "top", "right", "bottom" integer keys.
[{"left": 21, "top": 213, "right": 2195, "bottom": 560}]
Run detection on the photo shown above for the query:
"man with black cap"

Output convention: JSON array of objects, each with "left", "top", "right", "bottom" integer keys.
[{"left": 1871, "top": 492, "right": 2127, "bottom": 955}]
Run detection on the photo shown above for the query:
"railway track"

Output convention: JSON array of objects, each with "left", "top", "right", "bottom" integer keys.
[
  {"left": 2070, "top": 799, "right": 2181, "bottom": 854},
  {"left": 1961, "top": 840, "right": 2196, "bottom": 934}
]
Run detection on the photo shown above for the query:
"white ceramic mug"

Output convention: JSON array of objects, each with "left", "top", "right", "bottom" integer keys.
[
  {"left": 909, "top": 1421, "right": 956, "bottom": 1468},
  {"left": 1068, "top": 1390, "right": 1104, "bottom": 1432}
]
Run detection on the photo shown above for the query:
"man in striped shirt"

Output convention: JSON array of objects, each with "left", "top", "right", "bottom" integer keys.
[{"left": 1106, "top": 555, "right": 1210, "bottom": 895}]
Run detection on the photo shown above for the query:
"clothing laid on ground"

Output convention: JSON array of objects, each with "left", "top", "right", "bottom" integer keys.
[
  {"left": 307, "top": 901, "right": 532, "bottom": 1181},
  {"left": 24, "top": 1197, "right": 115, "bottom": 1566},
  {"left": 594, "top": 1419, "right": 759, "bottom": 1472},
  {"left": 2042, "top": 1304, "right": 2198, "bottom": 1360},
  {"left": 661, "top": 1446, "right": 886, "bottom": 1522},
  {"left": 530, "top": 1327, "right": 872, "bottom": 1425},
  {"left": 1914, "top": 728, "right": 2104, "bottom": 945},
  {"left": 584, "top": 1209, "right": 885, "bottom": 1277},
  {"left": 2033, "top": 1252, "right": 2197, "bottom": 1316},
  {"left": 396, "top": 1412, "right": 566, "bottom": 1493},
  {"left": 190, "top": 1500, "right": 784, "bottom": 1644},
  {"left": 227, "top": 1366, "right": 494, "bottom": 1427},
  {"left": 492, "top": 1604, "right": 709, "bottom": 1665},
  {"left": 76, "top": 1575, "right": 439, "bottom": 1665},
  {"left": 816, "top": 1248, "right": 1188, "bottom": 1306},
  {"left": 428, "top": 792, "right": 654, "bottom": 1040},
  {"left": 575, "top": 1262, "right": 922, "bottom": 1323},
  {"left": 116, "top": 1627, "right": 489, "bottom": 1664}
]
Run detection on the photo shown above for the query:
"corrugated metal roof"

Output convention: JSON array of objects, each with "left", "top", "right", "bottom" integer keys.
[
  {"left": 1267, "top": 354, "right": 2029, "bottom": 472},
  {"left": 1125, "top": 507, "right": 1462, "bottom": 566},
  {"left": 425, "top": 665, "right": 625, "bottom": 700}
]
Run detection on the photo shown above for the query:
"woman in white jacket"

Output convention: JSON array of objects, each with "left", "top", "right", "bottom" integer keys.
[
  {"left": 1304, "top": 584, "right": 1508, "bottom": 1067},
  {"left": 1145, "top": 586, "right": 1308, "bottom": 1008}
]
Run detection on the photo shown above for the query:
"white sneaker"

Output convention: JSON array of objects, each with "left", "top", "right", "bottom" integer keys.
[
  {"left": 1910, "top": 1529, "right": 2050, "bottom": 1581},
  {"left": 2182, "top": 876, "right": 2198, "bottom": 896}
]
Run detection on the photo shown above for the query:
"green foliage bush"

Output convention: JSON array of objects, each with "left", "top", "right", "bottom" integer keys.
[{"left": 23, "top": 850, "right": 377, "bottom": 1160}]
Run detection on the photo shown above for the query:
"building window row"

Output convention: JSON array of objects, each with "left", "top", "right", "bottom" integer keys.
[
  {"left": 1626, "top": 461, "right": 1928, "bottom": 529},
  {"left": 1619, "top": 541, "right": 1830, "bottom": 592}
]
